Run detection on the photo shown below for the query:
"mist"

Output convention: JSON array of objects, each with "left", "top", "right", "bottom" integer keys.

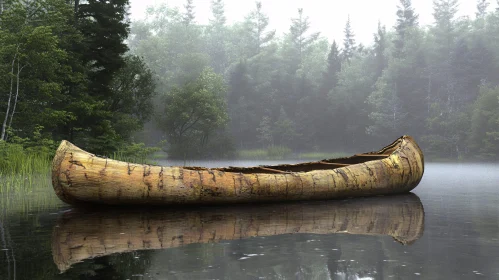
[{"left": 127, "top": 0, "right": 499, "bottom": 160}]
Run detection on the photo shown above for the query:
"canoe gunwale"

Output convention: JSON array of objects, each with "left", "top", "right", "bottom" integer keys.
[{"left": 51, "top": 135, "right": 424, "bottom": 206}]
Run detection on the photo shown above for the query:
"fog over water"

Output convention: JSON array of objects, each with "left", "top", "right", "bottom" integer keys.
[
  {"left": 2, "top": 0, "right": 499, "bottom": 278},
  {"left": 2, "top": 163, "right": 499, "bottom": 279}
]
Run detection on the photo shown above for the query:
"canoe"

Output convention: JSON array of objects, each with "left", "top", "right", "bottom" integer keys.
[
  {"left": 51, "top": 135, "right": 424, "bottom": 206},
  {"left": 52, "top": 194, "right": 425, "bottom": 272}
]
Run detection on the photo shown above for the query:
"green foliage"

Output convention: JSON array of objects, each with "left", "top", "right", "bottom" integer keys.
[
  {"left": 0, "top": 126, "right": 54, "bottom": 174},
  {"left": 241, "top": 1, "right": 276, "bottom": 58},
  {"left": 274, "top": 107, "right": 299, "bottom": 147},
  {"left": 469, "top": 85, "right": 499, "bottom": 160},
  {"left": 158, "top": 68, "right": 230, "bottom": 159},
  {"left": 238, "top": 149, "right": 268, "bottom": 160},
  {"left": 109, "top": 54, "right": 156, "bottom": 141},
  {"left": 4, "top": 0, "right": 499, "bottom": 163},
  {"left": 394, "top": 0, "right": 419, "bottom": 55},
  {"left": 422, "top": 102, "right": 471, "bottom": 159},
  {"left": 266, "top": 145, "right": 292, "bottom": 160},
  {"left": 237, "top": 146, "right": 292, "bottom": 160},
  {"left": 342, "top": 15, "right": 356, "bottom": 62},
  {"left": 256, "top": 115, "right": 273, "bottom": 147},
  {"left": 111, "top": 142, "right": 160, "bottom": 164}
]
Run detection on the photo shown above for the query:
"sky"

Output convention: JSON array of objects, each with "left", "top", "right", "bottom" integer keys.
[{"left": 128, "top": 0, "right": 495, "bottom": 45}]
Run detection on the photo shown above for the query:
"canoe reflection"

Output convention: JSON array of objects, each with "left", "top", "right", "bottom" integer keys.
[{"left": 52, "top": 193, "right": 424, "bottom": 272}]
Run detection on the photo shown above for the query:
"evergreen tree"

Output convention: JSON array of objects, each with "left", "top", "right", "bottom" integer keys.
[
  {"left": 373, "top": 21, "right": 387, "bottom": 79},
  {"left": 430, "top": 0, "right": 459, "bottom": 109},
  {"left": 206, "top": 0, "right": 229, "bottom": 75},
  {"left": 183, "top": 0, "right": 195, "bottom": 25},
  {"left": 342, "top": 15, "right": 356, "bottom": 62},
  {"left": 367, "top": 73, "right": 407, "bottom": 139},
  {"left": 77, "top": 0, "right": 130, "bottom": 98},
  {"left": 210, "top": 0, "right": 226, "bottom": 26},
  {"left": 75, "top": 0, "right": 131, "bottom": 152},
  {"left": 109, "top": 55, "right": 156, "bottom": 141},
  {"left": 432, "top": 0, "right": 459, "bottom": 33},
  {"left": 394, "top": 0, "right": 418, "bottom": 56},
  {"left": 289, "top": 8, "right": 320, "bottom": 67},
  {"left": 227, "top": 61, "right": 259, "bottom": 147},
  {"left": 476, "top": 0, "right": 489, "bottom": 18},
  {"left": 242, "top": 2, "right": 276, "bottom": 57},
  {"left": 469, "top": 84, "right": 499, "bottom": 159},
  {"left": 256, "top": 115, "right": 273, "bottom": 147},
  {"left": 322, "top": 41, "right": 341, "bottom": 95},
  {"left": 274, "top": 106, "right": 298, "bottom": 147}
]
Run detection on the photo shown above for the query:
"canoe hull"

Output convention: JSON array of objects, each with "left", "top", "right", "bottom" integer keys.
[
  {"left": 52, "top": 193, "right": 425, "bottom": 272},
  {"left": 51, "top": 135, "right": 424, "bottom": 206}
]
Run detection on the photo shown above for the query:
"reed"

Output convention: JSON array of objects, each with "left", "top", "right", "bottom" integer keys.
[
  {"left": 110, "top": 142, "right": 160, "bottom": 165},
  {"left": 238, "top": 149, "right": 268, "bottom": 159},
  {"left": 298, "top": 152, "right": 349, "bottom": 160},
  {"left": 238, "top": 148, "right": 348, "bottom": 160},
  {"left": 0, "top": 173, "right": 64, "bottom": 219},
  {"left": 0, "top": 142, "right": 51, "bottom": 174}
]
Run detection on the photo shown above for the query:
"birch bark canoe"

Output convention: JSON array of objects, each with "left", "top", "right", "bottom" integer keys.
[
  {"left": 51, "top": 135, "right": 424, "bottom": 206},
  {"left": 52, "top": 193, "right": 425, "bottom": 272}
]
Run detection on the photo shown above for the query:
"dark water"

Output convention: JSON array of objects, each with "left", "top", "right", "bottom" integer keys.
[{"left": 1, "top": 162, "right": 499, "bottom": 280}]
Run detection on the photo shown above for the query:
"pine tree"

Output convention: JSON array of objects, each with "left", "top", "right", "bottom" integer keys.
[
  {"left": 207, "top": 0, "right": 228, "bottom": 74},
  {"left": 322, "top": 41, "right": 341, "bottom": 95},
  {"left": 431, "top": 0, "right": 459, "bottom": 110},
  {"left": 342, "top": 15, "right": 356, "bottom": 62},
  {"left": 289, "top": 8, "right": 320, "bottom": 65},
  {"left": 76, "top": 0, "right": 131, "bottom": 152},
  {"left": 433, "top": 0, "right": 459, "bottom": 31},
  {"left": 394, "top": 0, "right": 418, "bottom": 56},
  {"left": 210, "top": 0, "right": 226, "bottom": 26},
  {"left": 243, "top": 2, "right": 276, "bottom": 57},
  {"left": 476, "top": 0, "right": 489, "bottom": 18},
  {"left": 274, "top": 106, "right": 298, "bottom": 147},
  {"left": 227, "top": 62, "right": 258, "bottom": 147},
  {"left": 77, "top": 0, "right": 130, "bottom": 98},
  {"left": 183, "top": 0, "right": 195, "bottom": 25},
  {"left": 373, "top": 21, "right": 387, "bottom": 79}
]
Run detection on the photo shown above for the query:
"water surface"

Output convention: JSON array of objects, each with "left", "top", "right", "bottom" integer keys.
[{"left": 1, "top": 162, "right": 499, "bottom": 279}]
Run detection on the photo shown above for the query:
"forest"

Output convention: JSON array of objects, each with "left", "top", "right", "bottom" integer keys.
[{"left": 1, "top": 0, "right": 499, "bottom": 166}]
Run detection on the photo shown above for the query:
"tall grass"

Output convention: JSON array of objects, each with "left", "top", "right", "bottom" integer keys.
[
  {"left": 110, "top": 142, "right": 160, "bottom": 165},
  {"left": 297, "top": 152, "right": 349, "bottom": 160},
  {"left": 238, "top": 149, "right": 268, "bottom": 160},
  {"left": 0, "top": 141, "right": 60, "bottom": 219},
  {"left": 238, "top": 146, "right": 349, "bottom": 160},
  {"left": 238, "top": 145, "right": 292, "bottom": 160},
  {"left": 0, "top": 142, "right": 52, "bottom": 174},
  {"left": 0, "top": 173, "right": 64, "bottom": 220}
]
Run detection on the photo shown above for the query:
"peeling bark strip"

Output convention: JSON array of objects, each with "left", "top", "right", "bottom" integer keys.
[
  {"left": 51, "top": 194, "right": 425, "bottom": 272},
  {"left": 51, "top": 135, "right": 424, "bottom": 206}
]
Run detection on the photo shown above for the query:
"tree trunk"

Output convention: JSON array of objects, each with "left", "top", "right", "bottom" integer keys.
[
  {"left": 1, "top": 52, "right": 18, "bottom": 141},
  {"left": 52, "top": 193, "right": 425, "bottom": 272},
  {"left": 7, "top": 61, "right": 25, "bottom": 136}
]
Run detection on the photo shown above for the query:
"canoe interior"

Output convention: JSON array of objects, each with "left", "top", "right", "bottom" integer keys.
[{"left": 183, "top": 137, "right": 403, "bottom": 174}]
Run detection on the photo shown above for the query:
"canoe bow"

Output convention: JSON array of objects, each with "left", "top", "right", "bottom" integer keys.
[{"left": 51, "top": 135, "right": 424, "bottom": 206}]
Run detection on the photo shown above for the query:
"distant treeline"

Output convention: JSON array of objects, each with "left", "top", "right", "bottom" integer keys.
[
  {"left": 1, "top": 0, "right": 499, "bottom": 161},
  {"left": 129, "top": 0, "right": 499, "bottom": 160}
]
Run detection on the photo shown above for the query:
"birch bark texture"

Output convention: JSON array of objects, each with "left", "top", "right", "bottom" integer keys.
[
  {"left": 51, "top": 135, "right": 424, "bottom": 206},
  {"left": 52, "top": 193, "right": 425, "bottom": 272}
]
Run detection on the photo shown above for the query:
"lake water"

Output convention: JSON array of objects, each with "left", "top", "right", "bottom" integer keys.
[{"left": 1, "top": 162, "right": 499, "bottom": 280}]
